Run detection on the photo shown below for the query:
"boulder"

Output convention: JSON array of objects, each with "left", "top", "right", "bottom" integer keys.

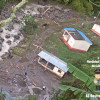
[
  {"left": 6, "top": 40, "right": 12, "bottom": 45},
  {"left": 0, "top": 37, "right": 4, "bottom": 44},
  {"left": 1, "top": 52, "right": 8, "bottom": 59},
  {"left": 14, "top": 35, "right": 20, "bottom": 40},
  {"left": 0, "top": 28, "right": 3, "bottom": 33},
  {"left": 5, "top": 34, "right": 10, "bottom": 39},
  {"left": 13, "top": 23, "right": 21, "bottom": 30}
]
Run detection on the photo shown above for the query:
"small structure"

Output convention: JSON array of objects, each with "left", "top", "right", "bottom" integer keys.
[
  {"left": 92, "top": 24, "right": 100, "bottom": 36},
  {"left": 62, "top": 28, "right": 93, "bottom": 52},
  {"left": 38, "top": 50, "right": 68, "bottom": 77}
]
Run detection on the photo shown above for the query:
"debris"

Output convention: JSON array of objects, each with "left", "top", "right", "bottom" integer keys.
[
  {"left": 7, "top": 51, "right": 13, "bottom": 59},
  {"left": 51, "top": 52, "right": 54, "bottom": 55},
  {"left": 54, "top": 21, "right": 60, "bottom": 26},
  {"left": 42, "top": 86, "right": 46, "bottom": 90},
  {"left": 44, "top": 68, "right": 47, "bottom": 72},
  {"left": 32, "top": 81, "right": 36, "bottom": 86},
  {"left": 34, "top": 58, "right": 37, "bottom": 62},
  {"left": 32, "top": 43, "right": 43, "bottom": 50},
  {"left": 81, "top": 22, "right": 84, "bottom": 28},
  {"left": 6, "top": 40, "right": 12, "bottom": 45},
  {"left": 38, "top": 50, "right": 68, "bottom": 77},
  {"left": 42, "top": 23, "right": 48, "bottom": 29},
  {"left": 42, "top": 7, "right": 51, "bottom": 15},
  {"left": 25, "top": 72, "right": 27, "bottom": 76}
]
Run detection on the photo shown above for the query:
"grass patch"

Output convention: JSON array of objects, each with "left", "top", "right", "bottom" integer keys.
[
  {"left": 44, "top": 23, "right": 100, "bottom": 78},
  {"left": 13, "top": 47, "right": 26, "bottom": 56}
]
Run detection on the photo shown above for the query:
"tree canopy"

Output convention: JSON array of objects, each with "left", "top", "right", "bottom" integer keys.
[{"left": 57, "top": 0, "right": 100, "bottom": 15}]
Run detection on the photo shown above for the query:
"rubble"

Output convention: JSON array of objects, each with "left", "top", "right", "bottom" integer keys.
[
  {"left": 22, "top": 3, "right": 83, "bottom": 22},
  {"left": 0, "top": 23, "right": 24, "bottom": 60}
]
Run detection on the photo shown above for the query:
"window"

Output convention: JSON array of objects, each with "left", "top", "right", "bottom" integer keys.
[
  {"left": 39, "top": 58, "right": 47, "bottom": 65},
  {"left": 47, "top": 63, "right": 55, "bottom": 70},
  {"left": 58, "top": 69, "right": 61, "bottom": 73}
]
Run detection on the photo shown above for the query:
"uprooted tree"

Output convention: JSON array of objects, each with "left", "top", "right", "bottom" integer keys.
[{"left": 0, "top": 0, "right": 29, "bottom": 27}]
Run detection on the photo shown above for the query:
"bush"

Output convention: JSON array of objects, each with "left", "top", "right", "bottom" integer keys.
[
  {"left": 20, "top": 15, "right": 38, "bottom": 35},
  {"left": 0, "top": 0, "right": 21, "bottom": 11},
  {"left": 0, "top": 0, "right": 7, "bottom": 10}
]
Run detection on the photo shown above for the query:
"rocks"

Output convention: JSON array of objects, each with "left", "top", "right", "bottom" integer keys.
[
  {"left": 13, "top": 18, "right": 19, "bottom": 23},
  {"left": 0, "top": 28, "right": 3, "bottom": 33},
  {"left": 0, "top": 3, "right": 13, "bottom": 21},
  {"left": 9, "top": 22, "right": 14, "bottom": 30},
  {"left": 0, "top": 44, "right": 2, "bottom": 51},
  {"left": 14, "top": 35, "right": 20, "bottom": 40},
  {"left": 6, "top": 40, "right": 12, "bottom": 45},
  {"left": 5, "top": 34, "right": 10, "bottom": 39},
  {"left": 0, "top": 37, "right": 4, "bottom": 42},
  {"left": 1, "top": 52, "right": 8, "bottom": 59},
  {"left": 13, "top": 23, "right": 21, "bottom": 30}
]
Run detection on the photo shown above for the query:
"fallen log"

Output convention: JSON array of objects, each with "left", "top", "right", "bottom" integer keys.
[
  {"left": 0, "top": 0, "right": 29, "bottom": 27},
  {"left": 32, "top": 43, "right": 44, "bottom": 50}
]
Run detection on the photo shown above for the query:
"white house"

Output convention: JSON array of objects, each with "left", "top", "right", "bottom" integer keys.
[
  {"left": 62, "top": 28, "right": 93, "bottom": 52},
  {"left": 92, "top": 24, "right": 100, "bottom": 36},
  {"left": 38, "top": 50, "right": 68, "bottom": 78}
]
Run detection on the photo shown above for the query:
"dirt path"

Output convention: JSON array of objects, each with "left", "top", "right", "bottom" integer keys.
[{"left": 0, "top": 23, "right": 61, "bottom": 100}]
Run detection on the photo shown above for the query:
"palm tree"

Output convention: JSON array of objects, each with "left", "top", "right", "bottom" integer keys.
[{"left": 58, "top": 63, "right": 99, "bottom": 100}]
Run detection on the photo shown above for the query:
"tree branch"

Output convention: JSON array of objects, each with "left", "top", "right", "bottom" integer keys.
[{"left": 89, "top": 0, "right": 100, "bottom": 7}]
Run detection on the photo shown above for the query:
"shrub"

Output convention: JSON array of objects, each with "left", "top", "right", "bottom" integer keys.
[{"left": 20, "top": 15, "right": 38, "bottom": 35}]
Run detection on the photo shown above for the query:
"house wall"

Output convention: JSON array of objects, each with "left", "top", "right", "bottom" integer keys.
[
  {"left": 38, "top": 57, "right": 65, "bottom": 77},
  {"left": 92, "top": 24, "right": 100, "bottom": 35},
  {"left": 53, "top": 67, "right": 65, "bottom": 77},
  {"left": 72, "top": 40, "right": 91, "bottom": 51},
  {"left": 67, "top": 36, "right": 75, "bottom": 47}
]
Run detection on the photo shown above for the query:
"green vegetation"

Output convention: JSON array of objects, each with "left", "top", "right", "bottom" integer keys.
[
  {"left": 13, "top": 15, "right": 39, "bottom": 56},
  {"left": 44, "top": 18, "right": 100, "bottom": 99},
  {"left": 20, "top": 15, "right": 38, "bottom": 35},
  {"left": 13, "top": 34, "right": 32, "bottom": 56},
  {"left": 44, "top": 21, "right": 99, "bottom": 77},
  {"left": 57, "top": 63, "right": 100, "bottom": 99},
  {"left": 25, "top": 95, "right": 37, "bottom": 100},
  {"left": 58, "top": 85, "right": 98, "bottom": 100},
  {"left": 67, "top": 63, "right": 95, "bottom": 91},
  {"left": 0, "top": 93, "right": 6, "bottom": 100},
  {"left": 0, "top": 0, "right": 21, "bottom": 10},
  {"left": 0, "top": 0, "right": 8, "bottom": 10},
  {"left": 51, "top": 63, "right": 97, "bottom": 99},
  {"left": 57, "top": 0, "right": 100, "bottom": 15}
]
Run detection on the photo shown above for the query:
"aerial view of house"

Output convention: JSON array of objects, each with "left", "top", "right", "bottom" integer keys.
[
  {"left": 38, "top": 50, "right": 68, "bottom": 77},
  {"left": 62, "top": 28, "right": 93, "bottom": 52},
  {"left": 92, "top": 24, "right": 100, "bottom": 36}
]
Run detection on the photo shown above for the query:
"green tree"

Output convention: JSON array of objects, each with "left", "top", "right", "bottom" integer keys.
[{"left": 53, "top": 63, "right": 98, "bottom": 100}]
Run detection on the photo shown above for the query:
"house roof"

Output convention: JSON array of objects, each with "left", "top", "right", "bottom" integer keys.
[
  {"left": 64, "top": 28, "right": 93, "bottom": 44},
  {"left": 38, "top": 50, "right": 68, "bottom": 72}
]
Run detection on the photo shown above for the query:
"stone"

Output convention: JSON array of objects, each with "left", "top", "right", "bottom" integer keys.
[
  {"left": 13, "top": 18, "right": 19, "bottom": 23},
  {"left": 13, "top": 23, "right": 21, "bottom": 30},
  {"left": 6, "top": 40, "right": 12, "bottom": 45},
  {"left": 0, "top": 37, "right": 4, "bottom": 44},
  {"left": 0, "top": 28, "right": 3, "bottom": 33},
  {"left": 1, "top": 52, "right": 8, "bottom": 59},
  {"left": 0, "top": 44, "right": 2, "bottom": 51},
  {"left": 9, "top": 22, "right": 14, "bottom": 30},
  {"left": 14, "top": 35, "right": 20, "bottom": 40},
  {"left": 5, "top": 35, "right": 10, "bottom": 39}
]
